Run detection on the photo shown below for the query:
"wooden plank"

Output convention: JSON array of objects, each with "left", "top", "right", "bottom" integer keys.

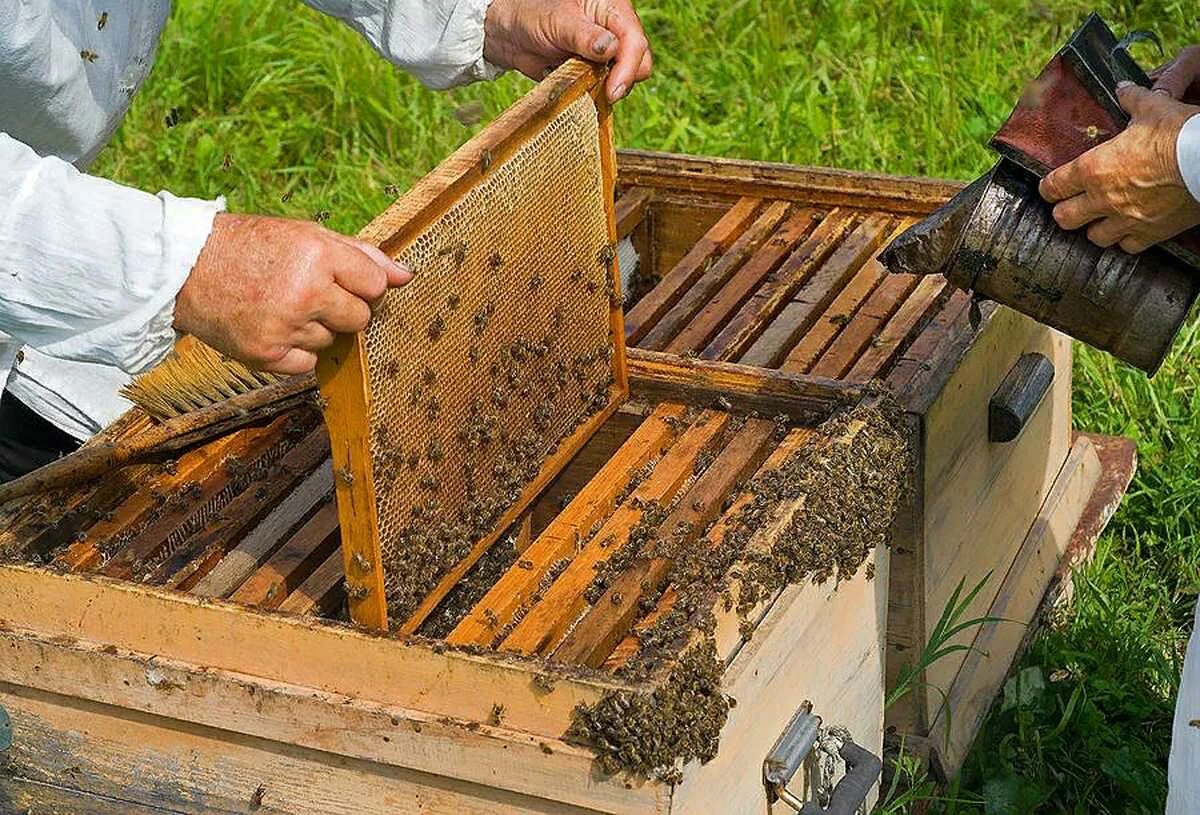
[
  {"left": 190, "top": 461, "right": 334, "bottom": 598},
  {"left": 928, "top": 435, "right": 1102, "bottom": 775},
  {"left": 595, "top": 87, "right": 630, "bottom": 398},
  {"left": 739, "top": 214, "right": 895, "bottom": 369},
  {"left": 229, "top": 503, "right": 341, "bottom": 610},
  {"left": 447, "top": 404, "right": 686, "bottom": 647},
  {"left": 623, "top": 197, "right": 763, "bottom": 344},
  {"left": 0, "top": 688, "right": 631, "bottom": 815},
  {"left": 615, "top": 186, "right": 654, "bottom": 239},
  {"left": 616, "top": 148, "right": 962, "bottom": 214},
  {"left": 553, "top": 418, "right": 777, "bottom": 668},
  {"left": 627, "top": 349, "right": 860, "bottom": 425},
  {"left": 53, "top": 430, "right": 249, "bottom": 573},
  {"left": 846, "top": 274, "right": 951, "bottom": 383},
  {"left": 919, "top": 314, "right": 1071, "bottom": 723},
  {"left": 883, "top": 289, "right": 971, "bottom": 401},
  {"left": 0, "top": 564, "right": 635, "bottom": 737},
  {"left": 664, "top": 208, "right": 820, "bottom": 355},
  {"left": 150, "top": 428, "right": 331, "bottom": 590},
  {"left": 703, "top": 210, "right": 857, "bottom": 363},
  {"left": 97, "top": 415, "right": 296, "bottom": 582},
  {"left": 0, "top": 627, "right": 667, "bottom": 815},
  {"left": 0, "top": 776, "right": 184, "bottom": 815},
  {"left": 639, "top": 201, "right": 793, "bottom": 351},
  {"left": 397, "top": 387, "right": 628, "bottom": 637},
  {"left": 779, "top": 227, "right": 900, "bottom": 374},
  {"left": 278, "top": 547, "right": 345, "bottom": 616},
  {"left": 806, "top": 272, "right": 920, "bottom": 379},
  {"left": 500, "top": 411, "right": 732, "bottom": 656},
  {"left": 528, "top": 410, "right": 645, "bottom": 535}
]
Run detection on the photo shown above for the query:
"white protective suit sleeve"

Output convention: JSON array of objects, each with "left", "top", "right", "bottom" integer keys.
[
  {"left": 0, "top": 132, "right": 223, "bottom": 375},
  {"left": 302, "top": 0, "right": 501, "bottom": 90}
]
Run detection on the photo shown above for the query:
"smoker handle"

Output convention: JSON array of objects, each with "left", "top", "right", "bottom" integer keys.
[
  {"left": 989, "top": 353, "right": 1055, "bottom": 443},
  {"left": 763, "top": 707, "right": 882, "bottom": 814}
]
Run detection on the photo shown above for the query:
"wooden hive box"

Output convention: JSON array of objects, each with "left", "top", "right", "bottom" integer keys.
[
  {"left": 0, "top": 358, "right": 896, "bottom": 814},
  {"left": 613, "top": 151, "right": 1136, "bottom": 776},
  {"left": 0, "top": 117, "right": 1134, "bottom": 812}
]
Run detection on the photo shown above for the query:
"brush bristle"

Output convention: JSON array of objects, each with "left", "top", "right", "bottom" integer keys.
[{"left": 122, "top": 339, "right": 283, "bottom": 421}]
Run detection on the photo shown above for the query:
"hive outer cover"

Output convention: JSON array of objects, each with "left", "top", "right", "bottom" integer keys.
[{"left": 316, "top": 61, "right": 628, "bottom": 631}]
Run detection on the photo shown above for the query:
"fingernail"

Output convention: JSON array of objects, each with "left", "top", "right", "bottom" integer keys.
[
  {"left": 1116, "top": 80, "right": 1134, "bottom": 90},
  {"left": 611, "top": 83, "right": 627, "bottom": 101},
  {"left": 593, "top": 32, "right": 616, "bottom": 55}
]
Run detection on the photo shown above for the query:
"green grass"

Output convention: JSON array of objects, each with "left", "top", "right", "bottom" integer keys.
[{"left": 95, "top": 1, "right": 1200, "bottom": 811}]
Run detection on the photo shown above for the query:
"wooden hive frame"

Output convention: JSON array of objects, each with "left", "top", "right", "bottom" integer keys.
[{"left": 317, "top": 60, "right": 628, "bottom": 630}]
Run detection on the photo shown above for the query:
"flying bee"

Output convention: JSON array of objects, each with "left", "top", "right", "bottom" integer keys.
[
  {"left": 80, "top": 49, "right": 99, "bottom": 63},
  {"left": 97, "top": 11, "right": 108, "bottom": 30},
  {"left": 312, "top": 209, "right": 331, "bottom": 223},
  {"left": 164, "top": 106, "right": 181, "bottom": 128}
]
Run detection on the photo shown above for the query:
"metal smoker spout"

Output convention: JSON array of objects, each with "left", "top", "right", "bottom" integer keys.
[{"left": 879, "top": 13, "right": 1200, "bottom": 376}]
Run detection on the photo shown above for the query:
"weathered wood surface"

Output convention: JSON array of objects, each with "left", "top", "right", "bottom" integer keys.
[
  {"left": 927, "top": 434, "right": 1103, "bottom": 775},
  {"left": 0, "top": 565, "right": 634, "bottom": 738},
  {"left": 616, "top": 149, "right": 963, "bottom": 214}
]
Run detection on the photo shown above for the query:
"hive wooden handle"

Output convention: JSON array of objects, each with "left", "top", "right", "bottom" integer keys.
[{"left": 0, "top": 375, "right": 316, "bottom": 505}]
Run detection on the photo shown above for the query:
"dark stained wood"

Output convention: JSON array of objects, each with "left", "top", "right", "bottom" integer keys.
[
  {"left": 806, "top": 272, "right": 919, "bottom": 379},
  {"left": 150, "top": 428, "right": 332, "bottom": 591},
  {"left": 701, "top": 210, "right": 858, "bottom": 363},
  {"left": 228, "top": 504, "right": 340, "bottom": 610},
  {"left": 739, "top": 214, "right": 895, "bottom": 368},
  {"left": 96, "top": 415, "right": 297, "bottom": 581},
  {"left": 627, "top": 349, "right": 860, "bottom": 423},
  {"left": 639, "top": 201, "right": 794, "bottom": 351},
  {"left": 665, "top": 209, "right": 820, "bottom": 355},
  {"left": 846, "top": 275, "right": 950, "bottom": 383},
  {"left": 624, "top": 197, "right": 763, "bottom": 344},
  {"left": 616, "top": 149, "right": 964, "bottom": 215},
  {"left": 615, "top": 187, "right": 654, "bottom": 239},
  {"left": 276, "top": 546, "right": 346, "bottom": 616}
]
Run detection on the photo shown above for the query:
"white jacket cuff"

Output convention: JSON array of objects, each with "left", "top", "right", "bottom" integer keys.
[
  {"left": 123, "top": 191, "right": 225, "bottom": 373},
  {"left": 1176, "top": 114, "right": 1200, "bottom": 203}
]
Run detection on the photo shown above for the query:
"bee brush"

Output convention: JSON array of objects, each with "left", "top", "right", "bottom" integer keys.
[{"left": 0, "top": 337, "right": 318, "bottom": 504}]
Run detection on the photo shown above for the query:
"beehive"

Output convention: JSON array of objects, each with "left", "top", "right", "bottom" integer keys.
[
  {"left": 316, "top": 61, "right": 627, "bottom": 630},
  {"left": 0, "top": 150, "right": 1133, "bottom": 813}
]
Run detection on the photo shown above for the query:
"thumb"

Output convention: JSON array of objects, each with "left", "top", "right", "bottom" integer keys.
[
  {"left": 1117, "top": 81, "right": 1156, "bottom": 118},
  {"left": 555, "top": 14, "right": 618, "bottom": 62}
]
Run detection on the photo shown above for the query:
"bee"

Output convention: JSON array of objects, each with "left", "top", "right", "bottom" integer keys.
[
  {"left": 280, "top": 190, "right": 294, "bottom": 203},
  {"left": 221, "top": 153, "right": 233, "bottom": 170},
  {"left": 164, "top": 106, "right": 181, "bottom": 128},
  {"left": 384, "top": 183, "right": 401, "bottom": 198},
  {"left": 312, "top": 210, "right": 331, "bottom": 223},
  {"left": 97, "top": 11, "right": 108, "bottom": 30},
  {"left": 487, "top": 251, "right": 503, "bottom": 272},
  {"left": 80, "top": 49, "right": 99, "bottom": 63},
  {"left": 427, "top": 313, "right": 446, "bottom": 341}
]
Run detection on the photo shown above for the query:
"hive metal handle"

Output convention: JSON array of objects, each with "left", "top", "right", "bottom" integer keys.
[{"left": 763, "top": 705, "right": 882, "bottom": 814}]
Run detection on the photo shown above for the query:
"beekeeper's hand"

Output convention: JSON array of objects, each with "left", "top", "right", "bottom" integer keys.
[
  {"left": 1152, "top": 45, "right": 1200, "bottom": 104},
  {"left": 1039, "top": 82, "right": 1200, "bottom": 254},
  {"left": 174, "top": 214, "right": 413, "bottom": 374},
  {"left": 484, "top": 0, "right": 652, "bottom": 103}
]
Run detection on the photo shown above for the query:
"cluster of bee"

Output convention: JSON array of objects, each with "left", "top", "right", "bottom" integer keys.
[{"left": 567, "top": 641, "right": 728, "bottom": 782}]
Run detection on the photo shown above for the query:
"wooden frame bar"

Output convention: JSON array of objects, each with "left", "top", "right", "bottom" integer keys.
[{"left": 316, "top": 60, "right": 627, "bottom": 631}]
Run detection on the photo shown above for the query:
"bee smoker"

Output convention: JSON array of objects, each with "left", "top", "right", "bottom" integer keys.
[
  {"left": 881, "top": 13, "right": 1200, "bottom": 375},
  {"left": 881, "top": 161, "right": 1199, "bottom": 374}
]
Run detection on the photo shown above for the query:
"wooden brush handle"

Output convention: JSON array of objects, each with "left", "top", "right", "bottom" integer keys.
[{"left": 0, "top": 375, "right": 317, "bottom": 505}]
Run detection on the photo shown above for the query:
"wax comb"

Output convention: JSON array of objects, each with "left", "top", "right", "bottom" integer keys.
[{"left": 316, "top": 60, "right": 628, "bottom": 631}]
